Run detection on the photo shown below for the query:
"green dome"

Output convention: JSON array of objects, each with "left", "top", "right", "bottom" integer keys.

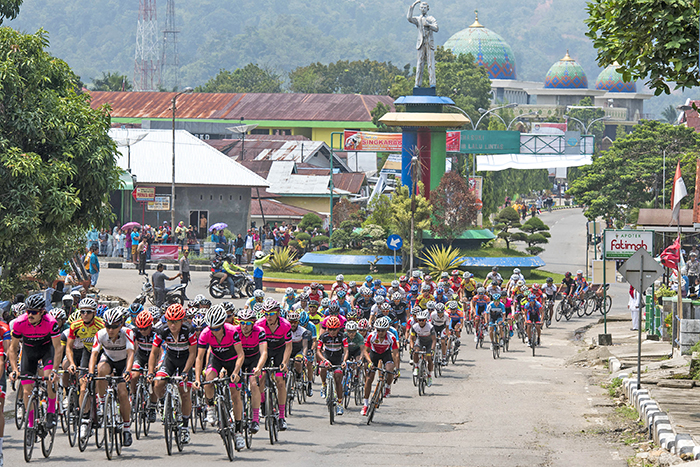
[
  {"left": 544, "top": 51, "right": 588, "bottom": 89},
  {"left": 443, "top": 12, "right": 517, "bottom": 80},
  {"left": 595, "top": 64, "right": 636, "bottom": 93}
]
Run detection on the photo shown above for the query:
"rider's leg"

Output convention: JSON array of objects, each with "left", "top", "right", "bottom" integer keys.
[
  {"left": 275, "top": 374, "right": 286, "bottom": 419},
  {"left": 117, "top": 382, "right": 131, "bottom": 424},
  {"left": 179, "top": 384, "right": 192, "bottom": 417},
  {"left": 249, "top": 376, "right": 261, "bottom": 423},
  {"left": 333, "top": 369, "right": 343, "bottom": 403}
]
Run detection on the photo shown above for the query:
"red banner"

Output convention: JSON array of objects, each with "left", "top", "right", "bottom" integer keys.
[
  {"left": 446, "top": 131, "right": 460, "bottom": 152},
  {"left": 150, "top": 245, "right": 179, "bottom": 261},
  {"left": 343, "top": 130, "right": 461, "bottom": 152}
]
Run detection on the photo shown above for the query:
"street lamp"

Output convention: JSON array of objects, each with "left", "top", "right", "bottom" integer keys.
[
  {"left": 171, "top": 87, "right": 194, "bottom": 236},
  {"left": 507, "top": 110, "right": 539, "bottom": 131},
  {"left": 474, "top": 103, "right": 518, "bottom": 130},
  {"left": 563, "top": 114, "right": 610, "bottom": 134},
  {"left": 446, "top": 105, "right": 475, "bottom": 130}
]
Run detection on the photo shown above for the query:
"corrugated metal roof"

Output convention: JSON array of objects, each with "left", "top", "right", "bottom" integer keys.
[
  {"left": 109, "top": 129, "right": 268, "bottom": 187},
  {"left": 333, "top": 173, "right": 365, "bottom": 194},
  {"left": 253, "top": 141, "right": 326, "bottom": 162},
  {"left": 90, "top": 91, "right": 395, "bottom": 122},
  {"left": 264, "top": 161, "right": 350, "bottom": 196},
  {"left": 637, "top": 209, "right": 693, "bottom": 226},
  {"left": 250, "top": 199, "right": 326, "bottom": 219}
]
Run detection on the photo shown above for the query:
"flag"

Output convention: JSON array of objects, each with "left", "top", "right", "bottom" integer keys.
[
  {"left": 670, "top": 160, "right": 687, "bottom": 225},
  {"left": 660, "top": 236, "right": 681, "bottom": 270}
]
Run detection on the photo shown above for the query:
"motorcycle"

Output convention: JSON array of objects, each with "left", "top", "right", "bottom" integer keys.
[
  {"left": 134, "top": 275, "right": 187, "bottom": 306},
  {"left": 208, "top": 272, "right": 254, "bottom": 299}
]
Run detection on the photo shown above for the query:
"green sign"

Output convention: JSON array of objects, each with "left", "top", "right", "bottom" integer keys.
[{"left": 460, "top": 130, "right": 520, "bottom": 154}]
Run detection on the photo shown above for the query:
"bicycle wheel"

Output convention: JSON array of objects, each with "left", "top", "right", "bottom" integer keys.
[
  {"left": 354, "top": 377, "right": 363, "bottom": 406},
  {"left": 174, "top": 395, "right": 183, "bottom": 453},
  {"left": 327, "top": 376, "right": 335, "bottom": 425},
  {"left": 23, "top": 395, "right": 38, "bottom": 462},
  {"left": 15, "top": 386, "right": 25, "bottom": 430},
  {"left": 94, "top": 393, "right": 103, "bottom": 449},
  {"left": 286, "top": 373, "right": 294, "bottom": 417},
  {"left": 243, "top": 391, "right": 252, "bottom": 449},
  {"left": 164, "top": 392, "right": 173, "bottom": 456},
  {"left": 41, "top": 400, "right": 56, "bottom": 458},
  {"left": 545, "top": 305, "right": 553, "bottom": 327},
  {"left": 271, "top": 389, "right": 279, "bottom": 442},
  {"left": 418, "top": 362, "right": 425, "bottom": 396},
  {"left": 504, "top": 334, "right": 510, "bottom": 352},
  {"left": 77, "top": 389, "right": 92, "bottom": 452},
  {"left": 218, "top": 397, "right": 234, "bottom": 461},
  {"left": 265, "top": 389, "right": 275, "bottom": 445},
  {"left": 576, "top": 300, "right": 585, "bottom": 317},
  {"left": 190, "top": 390, "right": 198, "bottom": 434},
  {"left": 114, "top": 409, "right": 122, "bottom": 457},
  {"left": 104, "top": 393, "right": 115, "bottom": 460},
  {"left": 604, "top": 295, "right": 612, "bottom": 314},
  {"left": 584, "top": 298, "right": 595, "bottom": 316},
  {"left": 342, "top": 374, "right": 351, "bottom": 409},
  {"left": 366, "top": 381, "right": 381, "bottom": 425},
  {"left": 66, "top": 387, "right": 79, "bottom": 447},
  {"left": 412, "top": 363, "right": 418, "bottom": 386},
  {"left": 531, "top": 329, "right": 536, "bottom": 357},
  {"left": 132, "top": 389, "right": 142, "bottom": 440},
  {"left": 555, "top": 302, "right": 564, "bottom": 322},
  {"left": 436, "top": 357, "right": 442, "bottom": 377},
  {"left": 57, "top": 386, "right": 67, "bottom": 434},
  {"left": 297, "top": 378, "right": 304, "bottom": 405},
  {"left": 492, "top": 339, "right": 498, "bottom": 359}
]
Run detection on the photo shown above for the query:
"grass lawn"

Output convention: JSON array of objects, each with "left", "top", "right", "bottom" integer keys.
[{"left": 315, "top": 247, "right": 528, "bottom": 257}]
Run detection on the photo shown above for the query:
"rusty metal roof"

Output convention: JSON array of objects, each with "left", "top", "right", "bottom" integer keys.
[
  {"left": 637, "top": 208, "right": 693, "bottom": 226},
  {"left": 89, "top": 91, "right": 395, "bottom": 122},
  {"left": 251, "top": 199, "right": 326, "bottom": 220},
  {"left": 333, "top": 173, "right": 365, "bottom": 194}
]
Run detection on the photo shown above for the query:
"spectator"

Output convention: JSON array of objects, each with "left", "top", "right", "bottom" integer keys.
[
  {"left": 234, "top": 233, "right": 244, "bottom": 265},
  {"left": 179, "top": 248, "right": 191, "bottom": 287},
  {"left": 199, "top": 214, "right": 208, "bottom": 239},
  {"left": 187, "top": 226, "right": 199, "bottom": 254},
  {"left": 175, "top": 221, "right": 187, "bottom": 249},
  {"left": 130, "top": 227, "right": 140, "bottom": 264},
  {"left": 125, "top": 229, "right": 132, "bottom": 261},
  {"left": 98, "top": 229, "right": 108, "bottom": 255},
  {"left": 628, "top": 285, "right": 640, "bottom": 331},
  {"left": 88, "top": 244, "right": 100, "bottom": 287},
  {"left": 145, "top": 226, "right": 154, "bottom": 261},
  {"left": 115, "top": 229, "right": 126, "bottom": 258},
  {"left": 86, "top": 228, "right": 99, "bottom": 250},
  {"left": 152, "top": 263, "right": 181, "bottom": 307},
  {"left": 137, "top": 237, "right": 148, "bottom": 275},
  {"left": 244, "top": 230, "right": 255, "bottom": 263}
]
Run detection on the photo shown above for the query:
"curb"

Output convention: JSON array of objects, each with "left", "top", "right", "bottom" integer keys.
[{"left": 619, "top": 372, "right": 700, "bottom": 459}]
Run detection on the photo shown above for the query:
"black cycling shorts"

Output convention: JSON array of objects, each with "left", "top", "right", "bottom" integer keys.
[
  {"left": 265, "top": 346, "right": 286, "bottom": 369},
  {"left": 369, "top": 349, "right": 393, "bottom": 369},
  {"left": 291, "top": 342, "right": 304, "bottom": 358},
  {"left": 100, "top": 355, "right": 128, "bottom": 377},
  {"left": 241, "top": 354, "right": 260, "bottom": 374},
  {"left": 413, "top": 336, "right": 433, "bottom": 351},
  {"left": 322, "top": 351, "right": 343, "bottom": 367},
  {"left": 132, "top": 350, "right": 151, "bottom": 371},
  {"left": 20, "top": 343, "right": 55, "bottom": 379},
  {"left": 347, "top": 347, "right": 361, "bottom": 360},
  {"left": 156, "top": 353, "right": 192, "bottom": 380},
  {"left": 207, "top": 353, "right": 238, "bottom": 376}
]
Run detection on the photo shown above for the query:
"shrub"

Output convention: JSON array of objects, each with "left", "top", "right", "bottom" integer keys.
[
  {"left": 299, "top": 213, "right": 323, "bottom": 232},
  {"left": 421, "top": 245, "right": 466, "bottom": 277},
  {"left": 310, "top": 235, "right": 329, "bottom": 245},
  {"left": 267, "top": 247, "right": 298, "bottom": 272}
]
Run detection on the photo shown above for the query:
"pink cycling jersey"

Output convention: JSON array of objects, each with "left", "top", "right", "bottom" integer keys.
[
  {"left": 11, "top": 313, "right": 60, "bottom": 348},
  {"left": 197, "top": 323, "right": 241, "bottom": 361},
  {"left": 234, "top": 324, "right": 267, "bottom": 358},
  {"left": 255, "top": 317, "right": 292, "bottom": 352}
]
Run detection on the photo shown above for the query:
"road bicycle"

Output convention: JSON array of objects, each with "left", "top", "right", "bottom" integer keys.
[
  {"left": 14, "top": 379, "right": 25, "bottom": 430},
  {"left": 20, "top": 374, "right": 57, "bottom": 462},
  {"left": 491, "top": 322, "right": 504, "bottom": 359},
  {"left": 98, "top": 372, "right": 125, "bottom": 460},
  {"left": 366, "top": 365, "right": 395, "bottom": 425},
  {"left": 130, "top": 368, "right": 152, "bottom": 439},
  {"left": 202, "top": 376, "right": 236, "bottom": 461},
  {"left": 434, "top": 339, "right": 443, "bottom": 377},
  {"left": 515, "top": 313, "right": 527, "bottom": 343},
  {"left": 240, "top": 372, "right": 255, "bottom": 449},
  {"left": 323, "top": 364, "right": 343, "bottom": 425},
  {"left": 586, "top": 288, "right": 612, "bottom": 316},
  {"left": 156, "top": 375, "right": 187, "bottom": 455},
  {"left": 544, "top": 297, "right": 555, "bottom": 327},
  {"left": 529, "top": 323, "right": 538, "bottom": 357},
  {"left": 64, "top": 370, "right": 81, "bottom": 447},
  {"left": 285, "top": 359, "right": 297, "bottom": 416},
  {"left": 341, "top": 360, "right": 363, "bottom": 408},
  {"left": 191, "top": 385, "right": 209, "bottom": 432},
  {"left": 474, "top": 318, "right": 486, "bottom": 349},
  {"left": 78, "top": 376, "right": 104, "bottom": 452},
  {"left": 414, "top": 349, "right": 430, "bottom": 396},
  {"left": 261, "top": 367, "right": 280, "bottom": 445},
  {"left": 555, "top": 298, "right": 575, "bottom": 321}
]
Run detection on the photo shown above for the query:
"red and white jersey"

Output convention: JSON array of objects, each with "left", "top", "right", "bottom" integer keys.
[
  {"left": 92, "top": 327, "right": 134, "bottom": 361},
  {"left": 364, "top": 330, "right": 398, "bottom": 354},
  {"left": 331, "top": 282, "right": 348, "bottom": 295}
]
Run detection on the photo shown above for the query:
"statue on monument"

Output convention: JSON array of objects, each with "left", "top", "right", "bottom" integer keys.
[{"left": 407, "top": 1, "right": 438, "bottom": 88}]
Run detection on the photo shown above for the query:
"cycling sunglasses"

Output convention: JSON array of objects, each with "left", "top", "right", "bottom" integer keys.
[
  {"left": 288, "top": 319, "right": 299, "bottom": 324},
  {"left": 27, "top": 309, "right": 42, "bottom": 315},
  {"left": 80, "top": 309, "right": 95, "bottom": 314},
  {"left": 240, "top": 320, "right": 254, "bottom": 326},
  {"left": 264, "top": 311, "right": 277, "bottom": 316},
  {"left": 106, "top": 323, "right": 121, "bottom": 330}
]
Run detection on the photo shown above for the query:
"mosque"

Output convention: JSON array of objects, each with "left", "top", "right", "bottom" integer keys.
[{"left": 443, "top": 12, "right": 652, "bottom": 139}]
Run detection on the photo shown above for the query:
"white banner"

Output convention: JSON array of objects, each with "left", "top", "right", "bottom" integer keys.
[
  {"left": 604, "top": 230, "right": 654, "bottom": 259},
  {"left": 476, "top": 154, "right": 592, "bottom": 171}
]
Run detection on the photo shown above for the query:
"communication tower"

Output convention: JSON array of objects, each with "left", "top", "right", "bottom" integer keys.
[
  {"left": 134, "top": 0, "right": 159, "bottom": 91},
  {"left": 160, "top": 0, "right": 179, "bottom": 90}
]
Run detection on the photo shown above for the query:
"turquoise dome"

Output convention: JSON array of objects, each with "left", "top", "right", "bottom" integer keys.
[
  {"left": 595, "top": 64, "right": 636, "bottom": 93},
  {"left": 544, "top": 52, "right": 588, "bottom": 89},
  {"left": 443, "top": 12, "right": 517, "bottom": 80}
]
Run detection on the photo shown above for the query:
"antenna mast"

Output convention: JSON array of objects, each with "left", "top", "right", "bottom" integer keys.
[
  {"left": 161, "top": 0, "right": 180, "bottom": 90},
  {"left": 134, "top": 0, "right": 160, "bottom": 91}
]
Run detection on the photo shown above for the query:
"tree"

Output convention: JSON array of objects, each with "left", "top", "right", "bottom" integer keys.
[
  {"left": 586, "top": 0, "right": 699, "bottom": 95},
  {"left": 493, "top": 207, "right": 524, "bottom": 250},
  {"left": 480, "top": 169, "right": 549, "bottom": 215},
  {"left": 91, "top": 71, "right": 132, "bottom": 91},
  {"left": 0, "top": 28, "right": 121, "bottom": 293},
  {"left": 298, "top": 213, "right": 323, "bottom": 232},
  {"left": 332, "top": 197, "right": 360, "bottom": 229},
  {"left": 661, "top": 105, "right": 679, "bottom": 124},
  {"left": 389, "top": 184, "right": 431, "bottom": 271},
  {"left": 363, "top": 194, "right": 393, "bottom": 230},
  {"left": 567, "top": 120, "right": 700, "bottom": 222},
  {"left": 289, "top": 59, "right": 409, "bottom": 95},
  {"left": 519, "top": 217, "right": 550, "bottom": 256},
  {"left": 429, "top": 171, "right": 479, "bottom": 245},
  {"left": 196, "top": 63, "right": 282, "bottom": 93},
  {"left": 0, "top": 0, "right": 21, "bottom": 24}
]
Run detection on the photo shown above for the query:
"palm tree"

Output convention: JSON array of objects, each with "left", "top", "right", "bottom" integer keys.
[{"left": 660, "top": 104, "right": 679, "bottom": 124}]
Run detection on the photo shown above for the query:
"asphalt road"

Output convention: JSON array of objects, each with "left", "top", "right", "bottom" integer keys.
[{"left": 3, "top": 209, "right": 633, "bottom": 466}]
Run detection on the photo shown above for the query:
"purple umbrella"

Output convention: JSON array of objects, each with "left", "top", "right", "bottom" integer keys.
[
  {"left": 209, "top": 222, "right": 228, "bottom": 232},
  {"left": 121, "top": 221, "right": 141, "bottom": 230}
]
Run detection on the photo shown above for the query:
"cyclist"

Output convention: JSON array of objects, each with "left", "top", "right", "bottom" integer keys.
[
  {"left": 234, "top": 308, "right": 267, "bottom": 434},
  {"left": 308, "top": 282, "right": 322, "bottom": 303},
  {"left": 542, "top": 277, "right": 557, "bottom": 322},
  {"left": 410, "top": 310, "right": 436, "bottom": 387},
  {"left": 354, "top": 287, "right": 375, "bottom": 320},
  {"left": 345, "top": 320, "right": 364, "bottom": 364},
  {"left": 148, "top": 303, "right": 197, "bottom": 445},
  {"left": 316, "top": 316, "right": 348, "bottom": 415},
  {"left": 488, "top": 292, "right": 506, "bottom": 345},
  {"left": 573, "top": 270, "right": 589, "bottom": 300},
  {"left": 88, "top": 307, "right": 135, "bottom": 446},
  {"left": 347, "top": 281, "right": 359, "bottom": 303},
  {"left": 471, "top": 287, "right": 490, "bottom": 325},
  {"left": 408, "top": 270, "right": 422, "bottom": 289},
  {"left": 194, "top": 305, "right": 246, "bottom": 450},
  {"left": 512, "top": 268, "right": 525, "bottom": 284},
  {"left": 335, "top": 290, "right": 352, "bottom": 316},
  {"left": 362, "top": 275, "right": 374, "bottom": 291},
  {"left": 386, "top": 280, "right": 403, "bottom": 300},
  {"left": 8, "top": 294, "right": 62, "bottom": 430},
  {"left": 287, "top": 310, "right": 311, "bottom": 390},
  {"left": 484, "top": 266, "right": 503, "bottom": 287},
  {"left": 399, "top": 275, "right": 410, "bottom": 293},
  {"left": 246, "top": 289, "right": 265, "bottom": 311},
  {"left": 449, "top": 270, "right": 462, "bottom": 293},
  {"left": 434, "top": 287, "right": 448, "bottom": 305},
  {"left": 436, "top": 272, "right": 451, "bottom": 291},
  {"left": 430, "top": 303, "right": 449, "bottom": 365},
  {"left": 524, "top": 294, "right": 543, "bottom": 346},
  {"left": 61, "top": 294, "right": 76, "bottom": 316},
  {"left": 389, "top": 292, "right": 409, "bottom": 334},
  {"left": 459, "top": 271, "right": 477, "bottom": 303},
  {"left": 283, "top": 287, "right": 297, "bottom": 314},
  {"left": 298, "top": 311, "right": 317, "bottom": 396},
  {"left": 361, "top": 316, "right": 399, "bottom": 415},
  {"left": 127, "top": 302, "right": 143, "bottom": 326},
  {"left": 129, "top": 310, "right": 158, "bottom": 422},
  {"left": 423, "top": 275, "right": 436, "bottom": 294},
  {"left": 531, "top": 283, "right": 544, "bottom": 305},
  {"left": 559, "top": 272, "right": 576, "bottom": 302},
  {"left": 320, "top": 301, "right": 347, "bottom": 334},
  {"left": 319, "top": 297, "right": 331, "bottom": 316},
  {"left": 256, "top": 298, "right": 292, "bottom": 431},
  {"left": 417, "top": 284, "right": 434, "bottom": 310},
  {"left": 372, "top": 279, "right": 386, "bottom": 294},
  {"left": 486, "top": 279, "right": 501, "bottom": 297},
  {"left": 357, "top": 318, "right": 371, "bottom": 339},
  {"left": 406, "top": 284, "right": 420, "bottom": 308},
  {"left": 292, "top": 292, "right": 310, "bottom": 313},
  {"left": 221, "top": 302, "right": 236, "bottom": 325},
  {"left": 331, "top": 274, "right": 348, "bottom": 299},
  {"left": 307, "top": 300, "right": 324, "bottom": 336},
  {"left": 447, "top": 300, "right": 463, "bottom": 345}
]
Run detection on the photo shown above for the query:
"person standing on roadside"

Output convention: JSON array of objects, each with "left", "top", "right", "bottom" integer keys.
[
  {"left": 244, "top": 229, "right": 255, "bottom": 264},
  {"left": 234, "top": 233, "right": 244, "bottom": 265},
  {"left": 137, "top": 237, "right": 148, "bottom": 275},
  {"left": 628, "top": 285, "right": 640, "bottom": 331},
  {"left": 89, "top": 244, "right": 100, "bottom": 287},
  {"left": 179, "top": 249, "right": 191, "bottom": 285},
  {"left": 130, "top": 227, "right": 140, "bottom": 264}
]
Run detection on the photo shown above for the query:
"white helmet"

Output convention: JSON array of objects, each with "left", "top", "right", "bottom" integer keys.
[
  {"left": 514, "top": 268, "right": 521, "bottom": 274},
  {"left": 285, "top": 287, "right": 295, "bottom": 296},
  {"left": 374, "top": 316, "right": 391, "bottom": 330},
  {"left": 205, "top": 305, "right": 227, "bottom": 328},
  {"left": 78, "top": 297, "right": 97, "bottom": 310},
  {"left": 416, "top": 310, "right": 429, "bottom": 320},
  {"left": 336, "top": 274, "right": 344, "bottom": 281},
  {"left": 103, "top": 308, "right": 123, "bottom": 326},
  {"left": 345, "top": 320, "right": 358, "bottom": 331}
]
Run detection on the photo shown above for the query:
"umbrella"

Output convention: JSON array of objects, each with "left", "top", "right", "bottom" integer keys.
[
  {"left": 121, "top": 221, "right": 141, "bottom": 230},
  {"left": 209, "top": 222, "right": 228, "bottom": 232}
]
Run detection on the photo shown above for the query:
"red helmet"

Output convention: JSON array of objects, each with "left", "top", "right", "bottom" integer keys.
[
  {"left": 326, "top": 316, "right": 342, "bottom": 329},
  {"left": 451, "top": 269, "right": 460, "bottom": 276},
  {"left": 135, "top": 311, "right": 154, "bottom": 328},
  {"left": 165, "top": 303, "right": 186, "bottom": 321}
]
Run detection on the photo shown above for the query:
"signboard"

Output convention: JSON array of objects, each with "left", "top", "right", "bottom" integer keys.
[
  {"left": 150, "top": 244, "right": 179, "bottom": 261},
  {"left": 133, "top": 186, "right": 156, "bottom": 201},
  {"left": 344, "top": 130, "right": 461, "bottom": 153},
  {"left": 387, "top": 234, "right": 403, "bottom": 251},
  {"left": 618, "top": 248, "right": 664, "bottom": 291},
  {"left": 531, "top": 122, "right": 567, "bottom": 134},
  {"left": 468, "top": 176, "right": 483, "bottom": 200},
  {"left": 380, "top": 154, "right": 403, "bottom": 175},
  {"left": 604, "top": 230, "right": 654, "bottom": 259},
  {"left": 459, "top": 130, "right": 520, "bottom": 154},
  {"left": 147, "top": 195, "right": 171, "bottom": 211},
  {"left": 592, "top": 260, "right": 617, "bottom": 285}
]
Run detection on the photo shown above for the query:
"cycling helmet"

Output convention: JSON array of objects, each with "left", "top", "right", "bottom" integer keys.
[
  {"left": 68, "top": 310, "right": 81, "bottom": 324},
  {"left": 374, "top": 295, "right": 385, "bottom": 304},
  {"left": 337, "top": 290, "right": 347, "bottom": 299},
  {"left": 365, "top": 275, "right": 373, "bottom": 283},
  {"left": 374, "top": 316, "right": 391, "bottom": 330},
  {"left": 510, "top": 274, "right": 519, "bottom": 281},
  {"left": 477, "top": 287, "right": 486, "bottom": 294},
  {"left": 452, "top": 270, "right": 460, "bottom": 276},
  {"left": 416, "top": 310, "right": 429, "bottom": 320},
  {"left": 103, "top": 308, "right": 123, "bottom": 326},
  {"left": 70, "top": 290, "right": 82, "bottom": 301},
  {"left": 303, "top": 286, "right": 311, "bottom": 294},
  {"left": 262, "top": 298, "right": 280, "bottom": 312},
  {"left": 96, "top": 304, "right": 108, "bottom": 318},
  {"left": 214, "top": 248, "right": 224, "bottom": 255},
  {"left": 462, "top": 271, "right": 470, "bottom": 279},
  {"left": 205, "top": 305, "right": 227, "bottom": 328},
  {"left": 345, "top": 320, "right": 358, "bottom": 331},
  {"left": 309, "top": 300, "right": 320, "bottom": 308},
  {"left": 565, "top": 272, "right": 572, "bottom": 278},
  {"left": 135, "top": 311, "right": 154, "bottom": 328},
  {"left": 436, "top": 287, "right": 444, "bottom": 294},
  {"left": 392, "top": 292, "right": 402, "bottom": 301},
  {"left": 576, "top": 270, "right": 583, "bottom": 275},
  {"left": 165, "top": 303, "right": 186, "bottom": 321},
  {"left": 25, "top": 294, "right": 45, "bottom": 311},
  {"left": 336, "top": 274, "right": 344, "bottom": 281},
  {"left": 399, "top": 275, "right": 408, "bottom": 282},
  {"left": 380, "top": 302, "right": 392, "bottom": 311},
  {"left": 532, "top": 283, "right": 540, "bottom": 290},
  {"left": 299, "top": 311, "right": 310, "bottom": 326},
  {"left": 285, "top": 287, "right": 295, "bottom": 296},
  {"left": 426, "top": 301, "right": 436, "bottom": 310},
  {"left": 492, "top": 293, "right": 502, "bottom": 300},
  {"left": 436, "top": 303, "right": 446, "bottom": 313},
  {"left": 222, "top": 302, "right": 236, "bottom": 313},
  {"left": 320, "top": 297, "right": 330, "bottom": 308},
  {"left": 348, "top": 281, "right": 357, "bottom": 288},
  {"left": 358, "top": 318, "right": 371, "bottom": 330},
  {"left": 50, "top": 307, "right": 67, "bottom": 321},
  {"left": 492, "top": 266, "right": 499, "bottom": 271},
  {"left": 517, "top": 280, "right": 525, "bottom": 287},
  {"left": 411, "top": 306, "right": 422, "bottom": 315},
  {"left": 421, "top": 283, "right": 431, "bottom": 291},
  {"left": 373, "top": 279, "right": 382, "bottom": 287},
  {"left": 147, "top": 306, "right": 159, "bottom": 315},
  {"left": 528, "top": 293, "right": 537, "bottom": 301},
  {"left": 514, "top": 268, "right": 521, "bottom": 274},
  {"left": 12, "top": 302, "right": 27, "bottom": 317},
  {"left": 546, "top": 277, "right": 554, "bottom": 283},
  {"left": 447, "top": 301, "right": 459, "bottom": 309},
  {"left": 326, "top": 316, "right": 342, "bottom": 329},
  {"left": 347, "top": 308, "right": 361, "bottom": 320},
  {"left": 360, "top": 286, "right": 371, "bottom": 296},
  {"left": 150, "top": 307, "right": 163, "bottom": 322},
  {"left": 238, "top": 308, "right": 256, "bottom": 321},
  {"left": 192, "top": 314, "right": 206, "bottom": 329},
  {"left": 412, "top": 270, "right": 421, "bottom": 278},
  {"left": 391, "top": 280, "right": 399, "bottom": 288},
  {"left": 299, "top": 293, "right": 309, "bottom": 301},
  {"left": 254, "top": 251, "right": 264, "bottom": 259},
  {"left": 186, "top": 307, "right": 198, "bottom": 319},
  {"left": 129, "top": 303, "right": 144, "bottom": 317},
  {"left": 62, "top": 294, "right": 74, "bottom": 304},
  {"left": 253, "top": 289, "right": 265, "bottom": 299},
  {"left": 199, "top": 298, "right": 212, "bottom": 308},
  {"left": 376, "top": 289, "right": 387, "bottom": 298},
  {"left": 253, "top": 303, "right": 265, "bottom": 319},
  {"left": 287, "top": 310, "right": 300, "bottom": 321},
  {"left": 193, "top": 294, "right": 206, "bottom": 303},
  {"left": 425, "top": 275, "right": 432, "bottom": 281},
  {"left": 410, "top": 285, "right": 419, "bottom": 294},
  {"left": 328, "top": 301, "right": 340, "bottom": 314},
  {"left": 319, "top": 284, "right": 325, "bottom": 291},
  {"left": 440, "top": 272, "right": 449, "bottom": 279},
  {"left": 491, "top": 280, "right": 498, "bottom": 286},
  {"left": 310, "top": 282, "right": 320, "bottom": 289}
]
